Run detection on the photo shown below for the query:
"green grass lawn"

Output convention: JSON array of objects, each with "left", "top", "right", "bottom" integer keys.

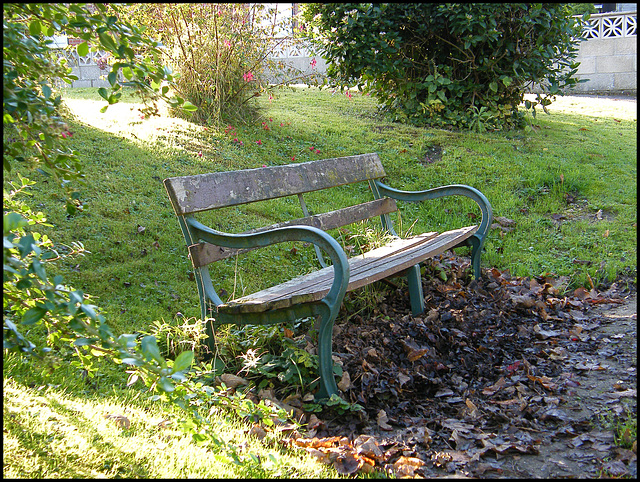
[
  {"left": 33, "top": 87, "right": 637, "bottom": 326},
  {"left": 3, "top": 86, "right": 637, "bottom": 477}
]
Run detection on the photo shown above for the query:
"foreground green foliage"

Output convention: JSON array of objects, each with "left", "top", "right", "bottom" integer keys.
[
  {"left": 301, "top": 3, "right": 586, "bottom": 130},
  {"left": 4, "top": 4, "right": 288, "bottom": 474}
]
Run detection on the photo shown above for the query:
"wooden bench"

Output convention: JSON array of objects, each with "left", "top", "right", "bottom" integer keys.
[{"left": 164, "top": 153, "right": 492, "bottom": 400}]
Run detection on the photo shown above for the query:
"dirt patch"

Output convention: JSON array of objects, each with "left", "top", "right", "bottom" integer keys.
[
  {"left": 371, "top": 125, "right": 397, "bottom": 133},
  {"left": 421, "top": 144, "right": 443, "bottom": 164},
  {"left": 284, "top": 256, "right": 637, "bottom": 478}
]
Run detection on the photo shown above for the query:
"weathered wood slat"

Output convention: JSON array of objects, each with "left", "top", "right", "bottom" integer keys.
[
  {"left": 164, "top": 153, "right": 386, "bottom": 215},
  {"left": 188, "top": 198, "right": 398, "bottom": 266},
  {"left": 217, "top": 225, "right": 477, "bottom": 314}
]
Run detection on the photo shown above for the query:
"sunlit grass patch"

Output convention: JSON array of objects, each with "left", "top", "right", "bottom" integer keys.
[{"left": 3, "top": 377, "right": 337, "bottom": 479}]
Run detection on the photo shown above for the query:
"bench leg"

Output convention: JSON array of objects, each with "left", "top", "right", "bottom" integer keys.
[
  {"left": 406, "top": 264, "right": 425, "bottom": 316},
  {"left": 468, "top": 235, "right": 482, "bottom": 280},
  {"left": 314, "top": 311, "right": 340, "bottom": 401}
]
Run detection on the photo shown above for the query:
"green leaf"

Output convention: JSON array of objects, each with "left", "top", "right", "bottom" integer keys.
[
  {"left": 173, "top": 351, "right": 194, "bottom": 372},
  {"left": 41, "top": 84, "right": 52, "bottom": 99},
  {"left": 98, "top": 31, "right": 118, "bottom": 51},
  {"left": 76, "top": 41, "right": 89, "bottom": 57},
  {"left": 107, "top": 71, "right": 117, "bottom": 86},
  {"left": 66, "top": 202, "right": 77, "bottom": 216},
  {"left": 29, "top": 20, "right": 42, "bottom": 36},
  {"left": 192, "top": 433, "right": 209, "bottom": 445},
  {"left": 121, "top": 357, "right": 143, "bottom": 366},
  {"left": 141, "top": 335, "right": 164, "bottom": 365},
  {"left": 4, "top": 212, "right": 28, "bottom": 231},
  {"left": 22, "top": 306, "right": 47, "bottom": 325},
  {"left": 80, "top": 303, "right": 97, "bottom": 320},
  {"left": 157, "top": 376, "right": 175, "bottom": 392},
  {"left": 17, "top": 234, "right": 36, "bottom": 257},
  {"left": 489, "top": 81, "right": 498, "bottom": 93},
  {"left": 181, "top": 102, "right": 197, "bottom": 112},
  {"left": 31, "top": 259, "right": 47, "bottom": 281},
  {"left": 74, "top": 338, "right": 94, "bottom": 346},
  {"left": 98, "top": 87, "right": 109, "bottom": 100}
]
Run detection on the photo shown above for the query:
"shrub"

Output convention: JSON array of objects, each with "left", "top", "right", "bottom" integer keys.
[
  {"left": 301, "top": 3, "right": 586, "bottom": 130},
  {"left": 126, "top": 4, "right": 324, "bottom": 126}
]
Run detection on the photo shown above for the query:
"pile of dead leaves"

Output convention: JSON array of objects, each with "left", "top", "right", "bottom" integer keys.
[{"left": 265, "top": 255, "right": 635, "bottom": 477}]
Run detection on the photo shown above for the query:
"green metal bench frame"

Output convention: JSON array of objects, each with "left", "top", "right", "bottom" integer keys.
[{"left": 164, "top": 153, "right": 492, "bottom": 400}]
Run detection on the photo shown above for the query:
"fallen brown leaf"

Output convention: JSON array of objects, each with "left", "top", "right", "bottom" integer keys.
[
  {"left": 482, "top": 377, "right": 507, "bottom": 396},
  {"left": 103, "top": 414, "right": 131, "bottom": 429},
  {"left": 333, "top": 452, "right": 362, "bottom": 475},
  {"left": 377, "top": 410, "right": 393, "bottom": 431}
]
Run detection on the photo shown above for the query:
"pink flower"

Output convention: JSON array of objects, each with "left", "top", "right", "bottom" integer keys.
[
  {"left": 233, "top": 138, "right": 238, "bottom": 142},
  {"left": 309, "top": 146, "right": 315, "bottom": 151},
  {"left": 197, "top": 152, "right": 203, "bottom": 157},
  {"left": 224, "top": 40, "right": 232, "bottom": 48},
  {"left": 291, "top": 156, "right": 296, "bottom": 161},
  {"left": 256, "top": 140, "right": 262, "bottom": 145},
  {"left": 315, "top": 149, "right": 321, "bottom": 154},
  {"left": 310, "top": 57, "right": 317, "bottom": 69},
  {"left": 345, "top": 91, "right": 352, "bottom": 99},
  {"left": 243, "top": 71, "right": 254, "bottom": 82},
  {"left": 280, "top": 122, "right": 284, "bottom": 127},
  {"left": 262, "top": 164, "right": 267, "bottom": 167},
  {"left": 269, "top": 118, "right": 273, "bottom": 122}
]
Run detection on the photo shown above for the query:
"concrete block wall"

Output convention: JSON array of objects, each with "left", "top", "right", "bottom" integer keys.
[
  {"left": 570, "top": 36, "right": 637, "bottom": 93},
  {"left": 69, "top": 64, "right": 111, "bottom": 89}
]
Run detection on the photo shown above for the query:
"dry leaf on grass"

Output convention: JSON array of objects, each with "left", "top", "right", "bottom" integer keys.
[
  {"left": 103, "top": 413, "right": 131, "bottom": 429},
  {"left": 218, "top": 373, "right": 249, "bottom": 388}
]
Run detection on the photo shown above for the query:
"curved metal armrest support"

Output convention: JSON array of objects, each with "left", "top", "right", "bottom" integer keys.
[
  {"left": 374, "top": 181, "right": 493, "bottom": 238},
  {"left": 185, "top": 218, "right": 350, "bottom": 309}
]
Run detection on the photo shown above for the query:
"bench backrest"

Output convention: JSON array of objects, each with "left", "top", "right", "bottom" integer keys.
[
  {"left": 164, "top": 153, "right": 397, "bottom": 267},
  {"left": 164, "top": 153, "right": 387, "bottom": 215}
]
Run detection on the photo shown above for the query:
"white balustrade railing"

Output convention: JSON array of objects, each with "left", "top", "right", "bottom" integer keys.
[
  {"left": 267, "top": 37, "right": 316, "bottom": 59},
  {"left": 580, "top": 11, "right": 637, "bottom": 39},
  {"left": 53, "top": 48, "right": 111, "bottom": 70}
]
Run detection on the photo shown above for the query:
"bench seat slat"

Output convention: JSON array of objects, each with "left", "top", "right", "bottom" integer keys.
[
  {"left": 164, "top": 153, "right": 386, "bottom": 215},
  {"left": 189, "top": 198, "right": 398, "bottom": 266},
  {"left": 217, "top": 225, "right": 477, "bottom": 314}
]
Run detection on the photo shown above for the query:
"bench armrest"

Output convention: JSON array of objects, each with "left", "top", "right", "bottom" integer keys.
[
  {"left": 374, "top": 181, "right": 493, "bottom": 239},
  {"left": 185, "top": 217, "right": 350, "bottom": 309}
]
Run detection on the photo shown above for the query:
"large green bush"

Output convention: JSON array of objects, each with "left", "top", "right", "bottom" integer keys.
[{"left": 301, "top": 3, "right": 586, "bottom": 130}]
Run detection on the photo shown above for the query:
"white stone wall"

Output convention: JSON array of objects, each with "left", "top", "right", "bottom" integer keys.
[
  {"left": 571, "top": 36, "right": 636, "bottom": 92},
  {"left": 569, "top": 11, "right": 637, "bottom": 94}
]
